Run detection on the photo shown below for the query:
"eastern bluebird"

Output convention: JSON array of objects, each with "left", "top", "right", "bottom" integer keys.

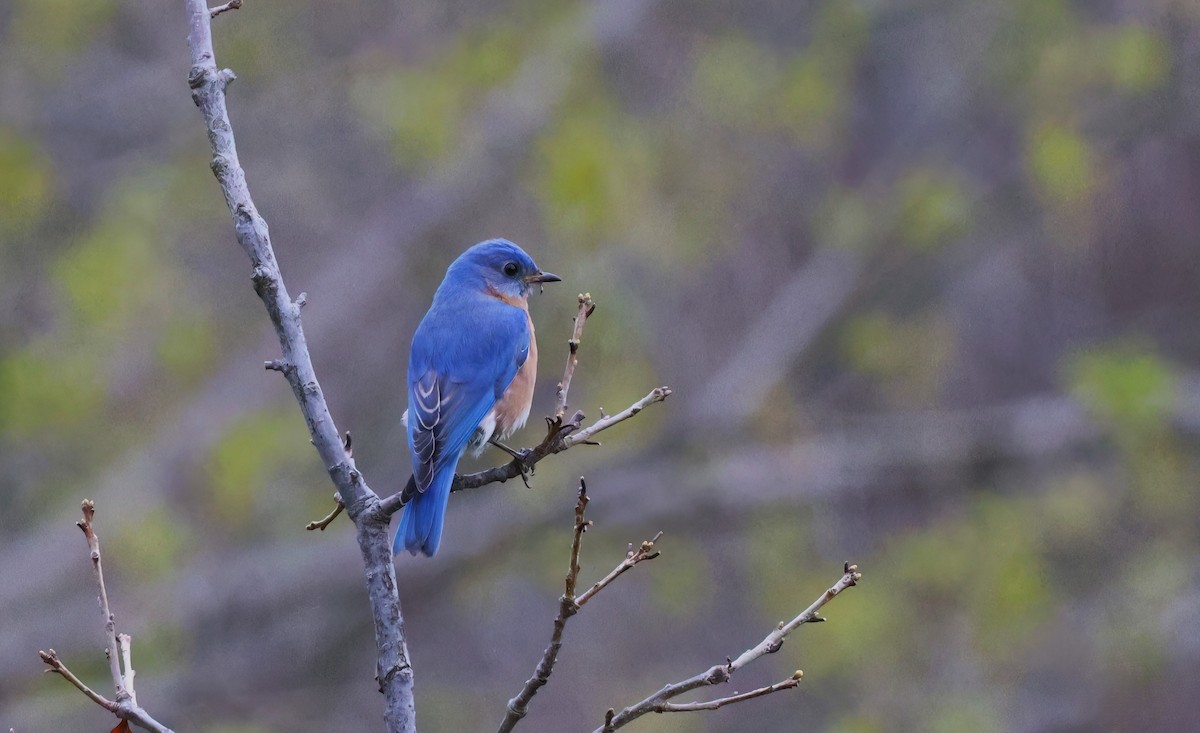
[{"left": 394, "top": 239, "right": 560, "bottom": 557}]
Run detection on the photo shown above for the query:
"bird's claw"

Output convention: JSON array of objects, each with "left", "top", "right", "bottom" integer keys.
[
  {"left": 543, "top": 411, "right": 584, "bottom": 444},
  {"left": 489, "top": 439, "right": 536, "bottom": 487},
  {"left": 513, "top": 448, "right": 535, "bottom": 488}
]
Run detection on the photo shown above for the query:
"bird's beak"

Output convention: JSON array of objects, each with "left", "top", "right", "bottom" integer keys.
[{"left": 526, "top": 271, "right": 562, "bottom": 284}]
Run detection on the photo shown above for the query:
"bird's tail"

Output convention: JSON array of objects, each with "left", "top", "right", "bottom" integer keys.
[{"left": 393, "top": 469, "right": 453, "bottom": 557}]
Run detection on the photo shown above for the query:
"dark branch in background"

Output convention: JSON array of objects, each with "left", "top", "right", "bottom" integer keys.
[
  {"left": 497, "top": 478, "right": 662, "bottom": 733},
  {"left": 183, "top": 1, "right": 414, "bottom": 730},
  {"left": 39, "top": 501, "right": 176, "bottom": 733},
  {"left": 597, "top": 563, "right": 862, "bottom": 732},
  {"left": 377, "top": 295, "right": 671, "bottom": 516}
]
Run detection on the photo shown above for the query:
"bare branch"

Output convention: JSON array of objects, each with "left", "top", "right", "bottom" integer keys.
[
  {"left": 117, "top": 634, "right": 137, "bottom": 707},
  {"left": 555, "top": 294, "right": 595, "bottom": 420},
  {"left": 453, "top": 388, "right": 670, "bottom": 493},
  {"left": 565, "top": 387, "right": 671, "bottom": 448},
  {"left": 728, "top": 562, "right": 862, "bottom": 669},
  {"left": 497, "top": 479, "right": 662, "bottom": 733},
  {"left": 208, "top": 0, "right": 242, "bottom": 18},
  {"left": 597, "top": 564, "right": 862, "bottom": 732},
  {"left": 76, "top": 500, "right": 126, "bottom": 702},
  {"left": 574, "top": 531, "right": 662, "bottom": 608},
  {"left": 40, "top": 503, "right": 177, "bottom": 733},
  {"left": 658, "top": 672, "right": 803, "bottom": 712},
  {"left": 39, "top": 649, "right": 117, "bottom": 713},
  {"left": 305, "top": 494, "right": 345, "bottom": 531},
  {"left": 183, "top": 1, "right": 413, "bottom": 729},
  {"left": 377, "top": 294, "right": 671, "bottom": 516}
]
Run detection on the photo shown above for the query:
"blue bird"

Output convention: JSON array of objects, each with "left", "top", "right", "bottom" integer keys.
[{"left": 394, "top": 239, "right": 561, "bottom": 557}]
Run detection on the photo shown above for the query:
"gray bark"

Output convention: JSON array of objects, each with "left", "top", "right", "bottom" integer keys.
[{"left": 183, "top": 2, "right": 415, "bottom": 730}]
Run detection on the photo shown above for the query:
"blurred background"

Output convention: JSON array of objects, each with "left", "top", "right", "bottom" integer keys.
[{"left": 2, "top": 0, "right": 1199, "bottom": 730}]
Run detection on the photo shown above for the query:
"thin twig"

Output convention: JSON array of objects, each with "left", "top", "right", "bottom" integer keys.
[
  {"left": 566, "top": 387, "right": 671, "bottom": 448},
  {"left": 496, "top": 479, "right": 662, "bottom": 733},
  {"left": 209, "top": 0, "right": 242, "bottom": 18},
  {"left": 659, "top": 672, "right": 803, "bottom": 712},
  {"left": 728, "top": 562, "right": 862, "bottom": 669},
  {"left": 41, "top": 503, "right": 177, "bottom": 733},
  {"left": 565, "top": 478, "right": 591, "bottom": 598},
  {"left": 381, "top": 387, "right": 672, "bottom": 514},
  {"left": 306, "top": 493, "right": 345, "bottom": 531},
  {"left": 496, "top": 479, "right": 590, "bottom": 733},
  {"left": 39, "top": 649, "right": 117, "bottom": 713},
  {"left": 574, "top": 531, "right": 662, "bottom": 608},
  {"left": 76, "top": 500, "right": 126, "bottom": 702},
  {"left": 184, "top": 1, "right": 413, "bottom": 729},
  {"left": 555, "top": 294, "right": 595, "bottom": 420},
  {"left": 597, "top": 563, "right": 862, "bottom": 732}
]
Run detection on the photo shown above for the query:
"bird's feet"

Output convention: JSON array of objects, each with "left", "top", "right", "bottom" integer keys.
[{"left": 489, "top": 438, "right": 535, "bottom": 488}]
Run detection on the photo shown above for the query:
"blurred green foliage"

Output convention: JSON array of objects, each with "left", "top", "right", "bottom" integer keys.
[
  {"left": 0, "top": 347, "right": 103, "bottom": 436},
  {"left": 1069, "top": 346, "right": 1175, "bottom": 430},
  {"left": 534, "top": 94, "right": 659, "bottom": 253},
  {"left": 645, "top": 535, "right": 710, "bottom": 619},
  {"left": 692, "top": 1, "right": 864, "bottom": 147},
  {"left": 352, "top": 28, "right": 526, "bottom": 167},
  {"left": 110, "top": 506, "right": 190, "bottom": 582},
  {"left": 6, "top": 0, "right": 116, "bottom": 76},
  {"left": 156, "top": 315, "right": 218, "bottom": 384},
  {"left": 840, "top": 311, "right": 956, "bottom": 406},
  {"left": 741, "top": 507, "right": 811, "bottom": 587},
  {"left": 897, "top": 168, "right": 971, "bottom": 251},
  {"left": 4, "top": 0, "right": 1200, "bottom": 730},
  {"left": 1028, "top": 121, "right": 1096, "bottom": 206},
  {"left": 0, "top": 128, "right": 51, "bottom": 237},
  {"left": 815, "top": 187, "right": 878, "bottom": 252},
  {"left": 54, "top": 215, "right": 161, "bottom": 329},
  {"left": 206, "top": 409, "right": 313, "bottom": 527},
  {"left": 1108, "top": 25, "right": 1170, "bottom": 92},
  {"left": 928, "top": 698, "right": 1003, "bottom": 733}
]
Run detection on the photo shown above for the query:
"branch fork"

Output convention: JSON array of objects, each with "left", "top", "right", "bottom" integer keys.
[
  {"left": 496, "top": 478, "right": 664, "bottom": 733},
  {"left": 184, "top": 1, "right": 414, "bottom": 728},
  {"left": 40, "top": 501, "right": 175, "bottom": 733},
  {"left": 371, "top": 295, "right": 671, "bottom": 518},
  {"left": 596, "top": 563, "right": 863, "bottom": 732}
]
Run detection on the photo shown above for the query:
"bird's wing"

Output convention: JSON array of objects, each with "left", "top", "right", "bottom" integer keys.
[{"left": 407, "top": 302, "right": 530, "bottom": 493}]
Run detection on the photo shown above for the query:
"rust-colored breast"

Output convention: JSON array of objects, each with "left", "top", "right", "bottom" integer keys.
[{"left": 493, "top": 305, "right": 536, "bottom": 439}]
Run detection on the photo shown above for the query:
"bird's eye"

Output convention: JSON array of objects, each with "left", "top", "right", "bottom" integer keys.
[{"left": 503, "top": 261, "right": 520, "bottom": 277}]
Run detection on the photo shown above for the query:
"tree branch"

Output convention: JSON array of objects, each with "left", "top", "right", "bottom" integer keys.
[
  {"left": 432, "top": 385, "right": 669, "bottom": 500},
  {"left": 39, "top": 649, "right": 117, "bottom": 714},
  {"left": 573, "top": 531, "right": 662, "bottom": 608},
  {"left": 208, "top": 0, "right": 242, "bottom": 18},
  {"left": 555, "top": 294, "right": 595, "bottom": 420},
  {"left": 39, "top": 502, "right": 176, "bottom": 733},
  {"left": 657, "top": 673, "right": 803, "bottom": 712},
  {"left": 305, "top": 492, "right": 345, "bottom": 531},
  {"left": 76, "top": 499, "right": 126, "bottom": 702},
  {"left": 563, "top": 388, "right": 671, "bottom": 449},
  {"left": 597, "top": 563, "right": 862, "bottom": 732},
  {"left": 497, "top": 478, "right": 662, "bottom": 732},
  {"left": 183, "top": 2, "right": 414, "bottom": 730},
  {"left": 376, "top": 292, "right": 671, "bottom": 516}
]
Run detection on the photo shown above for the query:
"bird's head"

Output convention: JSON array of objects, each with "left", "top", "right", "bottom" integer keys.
[{"left": 446, "top": 238, "right": 560, "bottom": 301}]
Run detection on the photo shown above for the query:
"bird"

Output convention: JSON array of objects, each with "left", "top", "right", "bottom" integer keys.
[{"left": 394, "top": 239, "right": 561, "bottom": 557}]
